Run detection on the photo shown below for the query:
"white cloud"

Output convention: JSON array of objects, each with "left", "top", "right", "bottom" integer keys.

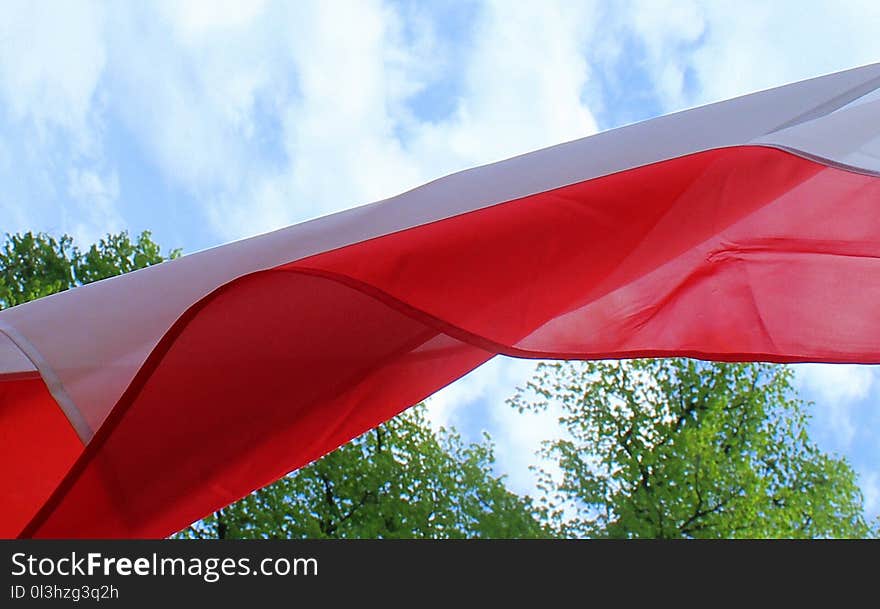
[
  {"left": 613, "top": 0, "right": 880, "bottom": 111},
  {"left": 407, "top": 0, "right": 599, "bottom": 175},
  {"left": 0, "top": 0, "right": 106, "bottom": 141},
  {"left": 0, "top": 0, "right": 112, "bottom": 240},
  {"left": 157, "top": 0, "right": 268, "bottom": 38},
  {"left": 103, "top": 3, "right": 285, "bottom": 200},
  {"left": 66, "top": 167, "right": 123, "bottom": 245},
  {"left": 0, "top": 0, "right": 601, "bottom": 240},
  {"left": 426, "top": 355, "right": 562, "bottom": 496},
  {"left": 114, "top": 0, "right": 601, "bottom": 239},
  {"left": 797, "top": 364, "right": 875, "bottom": 404},
  {"left": 621, "top": 0, "right": 707, "bottom": 109},
  {"left": 425, "top": 356, "right": 537, "bottom": 433},
  {"left": 862, "top": 471, "right": 880, "bottom": 521},
  {"left": 795, "top": 364, "right": 875, "bottom": 448},
  {"left": 423, "top": 357, "right": 502, "bottom": 432},
  {"left": 267, "top": 0, "right": 428, "bottom": 224}
]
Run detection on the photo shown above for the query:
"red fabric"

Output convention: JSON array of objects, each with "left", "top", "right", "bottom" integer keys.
[
  {"left": 19, "top": 146, "right": 880, "bottom": 537},
  {"left": 0, "top": 376, "right": 82, "bottom": 537},
  {"left": 300, "top": 146, "right": 880, "bottom": 362}
]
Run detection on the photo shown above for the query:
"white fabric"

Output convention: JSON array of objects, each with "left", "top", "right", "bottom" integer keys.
[{"left": 0, "top": 330, "right": 36, "bottom": 378}]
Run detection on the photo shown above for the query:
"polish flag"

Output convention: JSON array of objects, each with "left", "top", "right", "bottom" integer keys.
[{"left": 3, "top": 63, "right": 880, "bottom": 538}]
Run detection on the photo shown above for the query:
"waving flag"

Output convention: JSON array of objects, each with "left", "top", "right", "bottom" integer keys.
[{"left": 3, "top": 63, "right": 880, "bottom": 538}]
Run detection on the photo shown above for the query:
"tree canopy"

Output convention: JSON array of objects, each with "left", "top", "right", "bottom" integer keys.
[
  {"left": 510, "top": 359, "right": 875, "bottom": 538},
  {"left": 0, "top": 230, "right": 179, "bottom": 308}
]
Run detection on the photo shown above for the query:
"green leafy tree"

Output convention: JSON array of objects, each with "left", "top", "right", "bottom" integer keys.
[
  {"left": 511, "top": 359, "right": 875, "bottom": 538},
  {"left": 179, "top": 405, "right": 549, "bottom": 539},
  {"left": 0, "top": 230, "right": 179, "bottom": 308},
  {"left": 2, "top": 231, "right": 548, "bottom": 539}
]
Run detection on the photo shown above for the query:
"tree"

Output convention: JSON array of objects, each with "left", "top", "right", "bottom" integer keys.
[
  {"left": 2, "top": 231, "right": 548, "bottom": 539},
  {"left": 179, "top": 405, "right": 550, "bottom": 539},
  {"left": 0, "top": 230, "right": 179, "bottom": 308},
  {"left": 510, "top": 359, "right": 875, "bottom": 538}
]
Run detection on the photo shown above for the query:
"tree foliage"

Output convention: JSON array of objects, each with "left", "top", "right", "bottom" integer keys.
[
  {"left": 0, "top": 230, "right": 179, "bottom": 309},
  {"left": 511, "top": 359, "right": 875, "bottom": 538}
]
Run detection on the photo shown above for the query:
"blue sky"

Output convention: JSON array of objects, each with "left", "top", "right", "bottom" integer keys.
[{"left": 1, "top": 0, "right": 878, "bottom": 522}]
